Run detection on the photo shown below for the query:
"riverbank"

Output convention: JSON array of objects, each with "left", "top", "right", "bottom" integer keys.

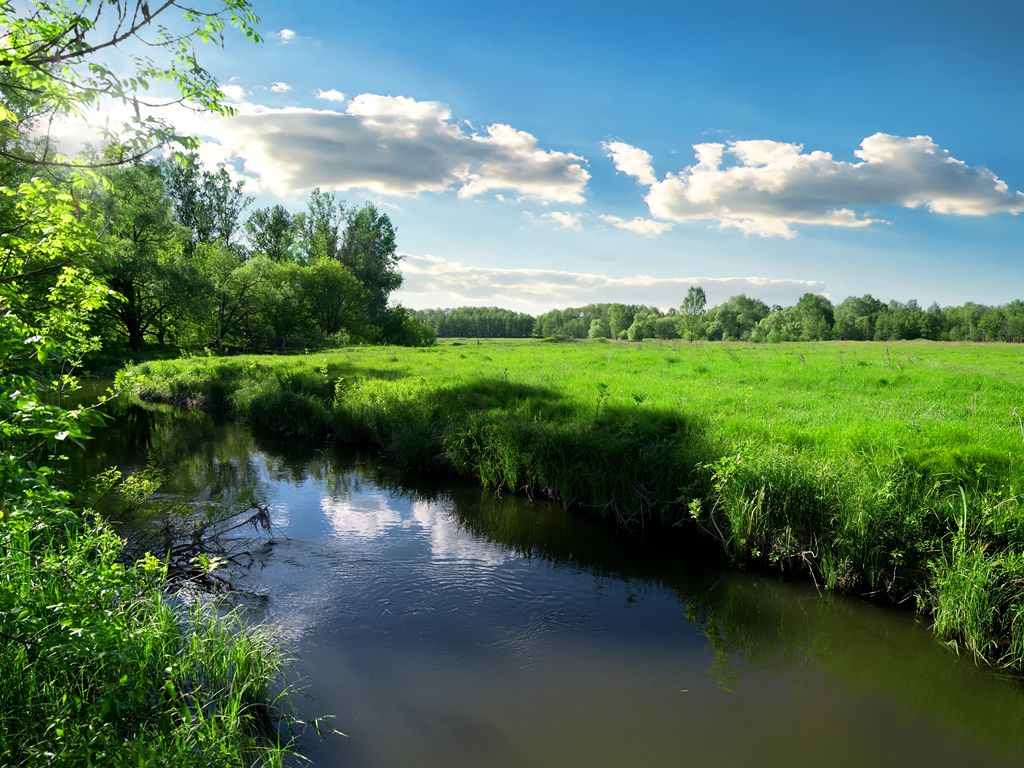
[
  {"left": 0, "top": 481, "right": 291, "bottom": 766},
  {"left": 123, "top": 339, "right": 1024, "bottom": 669}
]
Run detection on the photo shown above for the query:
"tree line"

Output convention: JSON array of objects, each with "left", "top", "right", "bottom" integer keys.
[
  {"left": 88, "top": 159, "right": 434, "bottom": 355},
  {"left": 415, "top": 288, "right": 1024, "bottom": 342}
]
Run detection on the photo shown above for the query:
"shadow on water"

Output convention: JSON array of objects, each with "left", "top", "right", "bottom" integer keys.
[{"left": 68, "top": 398, "right": 1024, "bottom": 768}]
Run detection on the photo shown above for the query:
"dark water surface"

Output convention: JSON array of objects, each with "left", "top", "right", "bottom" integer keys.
[{"left": 72, "top": 400, "right": 1024, "bottom": 767}]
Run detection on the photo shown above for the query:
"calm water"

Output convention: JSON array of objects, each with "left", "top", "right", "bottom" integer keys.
[{"left": 72, "top": 400, "right": 1024, "bottom": 767}]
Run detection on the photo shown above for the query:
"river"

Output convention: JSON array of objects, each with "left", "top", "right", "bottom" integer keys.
[{"left": 70, "top": 398, "right": 1024, "bottom": 767}]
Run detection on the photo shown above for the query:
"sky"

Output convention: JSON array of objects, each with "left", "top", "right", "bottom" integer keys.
[{"left": 159, "top": 0, "right": 1024, "bottom": 312}]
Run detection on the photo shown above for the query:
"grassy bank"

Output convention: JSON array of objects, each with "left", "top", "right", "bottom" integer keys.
[
  {"left": 0, "top": 480, "right": 290, "bottom": 766},
  {"left": 124, "top": 339, "right": 1024, "bottom": 669}
]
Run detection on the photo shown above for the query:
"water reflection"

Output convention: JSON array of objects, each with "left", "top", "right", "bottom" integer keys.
[{"left": 72, "top": 401, "right": 1024, "bottom": 768}]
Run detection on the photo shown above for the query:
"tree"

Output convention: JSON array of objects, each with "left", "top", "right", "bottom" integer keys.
[
  {"left": 193, "top": 243, "right": 269, "bottom": 351},
  {"left": 380, "top": 307, "right": 437, "bottom": 347},
  {"left": 680, "top": 286, "right": 707, "bottom": 341},
  {"left": 608, "top": 303, "right": 632, "bottom": 338},
  {"left": 246, "top": 204, "right": 298, "bottom": 262},
  {"left": 751, "top": 306, "right": 801, "bottom": 343},
  {"left": 653, "top": 315, "right": 680, "bottom": 339},
  {"left": 708, "top": 294, "right": 769, "bottom": 340},
  {"left": 834, "top": 295, "right": 883, "bottom": 340},
  {"left": 588, "top": 318, "right": 610, "bottom": 339},
  {"left": 795, "top": 293, "right": 834, "bottom": 341},
  {"left": 627, "top": 309, "right": 658, "bottom": 341},
  {"left": 300, "top": 258, "right": 369, "bottom": 340},
  {"left": 91, "top": 163, "right": 194, "bottom": 351},
  {"left": 297, "top": 188, "right": 346, "bottom": 262},
  {"left": 163, "top": 154, "right": 251, "bottom": 254},
  {"left": 0, "top": 0, "right": 261, "bottom": 367},
  {"left": 340, "top": 203, "right": 402, "bottom": 326}
]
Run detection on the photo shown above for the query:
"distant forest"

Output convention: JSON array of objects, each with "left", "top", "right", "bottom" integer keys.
[{"left": 414, "top": 290, "right": 1024, "bottom": 342}]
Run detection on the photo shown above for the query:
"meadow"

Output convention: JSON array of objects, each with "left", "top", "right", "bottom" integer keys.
[{"left": 125, "top": 339, "right": 1024, "bottom": 669}]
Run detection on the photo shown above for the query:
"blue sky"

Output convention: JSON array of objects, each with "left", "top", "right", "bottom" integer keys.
[{"left": 181, "top": 0, "right": 1023, "bottom": 312}]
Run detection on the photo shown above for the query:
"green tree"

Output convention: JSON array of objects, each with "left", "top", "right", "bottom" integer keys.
[
  {"left": 163, "top": 154, "right": 251, "bottom": 254},
  {"left": 0, "top": 1, "right": 260, "bottom": 168},
  {"left": 380, "top": 307, "right": 437, "bottom": 347},
  {"left": 91, "top": 163, "right": 194, "bottom": 351},
  {"left": 680, "top": 285, "right": 707, "bottom": 340},
  {"left": 627, "top": 309, "right": 659, "bottom": 341},
  {"left": 751, "top": 305, "right": 800, "bottom": 342},
  {"left": 340, "top": 203, "right": 402, "bottom": 327},
  {"left": 795, "top": 293, "right": 834, "bottom": 341},
  {"left": 588, "top": 317, "right": 611, "bottom": 339},
  {"left": 246, "top": 204, "right": 298, "bottom": 262},
  {"left": 297, "top": 188, "right": 346, "bottom": 262},
  {"left": 707, "top": 294, "right": 769, "bottom": 340},
  {"left": 194, "top": 243, "right": 269, "bottom": 351},
  {"left": 834, "top": 295, "right": 883, "bottom": 340},
  {"left": 608, "top": 303, "right": 632, "bottom": 338},
  {"left": 301, "top": 258, "right": 369, "bottom": 339}
]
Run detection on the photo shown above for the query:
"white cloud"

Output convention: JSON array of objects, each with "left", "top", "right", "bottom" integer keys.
[
  {"left": 219, "top": 83, "right": 246, "bottom": 102},
  {"left": 603, "top": 140, "right": 656, "bottom": 186},
  {"left": 277, "top": 28, "right": 296, "bottom": 42},
  {"left": 270, "top": 81, "right": 292, "bottom": 93},
  {"left": 171, "top": 92, "right": 590, "bottom": 201},
  {"left": 599, "top": 214, "right": 672, "bottom": 237},
  {"left": 396, "top": 254, "right": 826, "bottom": 314},
  {"left": 613, "top": 134, "right": 1024, "bottom": 238},
  {"left": 315, "top": 88, "right": 346, "bottom": 103},
  {"left": 543, "top": 211, "right": 583, "bottom": 230}
]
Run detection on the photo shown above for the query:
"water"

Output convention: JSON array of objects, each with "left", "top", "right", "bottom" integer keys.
[{"left": 72, "top": 400, "right": 1024, "bottom": 767}]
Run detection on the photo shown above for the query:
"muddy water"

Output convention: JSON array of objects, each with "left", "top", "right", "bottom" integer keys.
[{"left": 73, "top": 401, "right": 1024, "bottom": 767}]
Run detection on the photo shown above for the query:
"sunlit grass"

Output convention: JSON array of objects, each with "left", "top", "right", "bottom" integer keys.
[{"left": 0, "top": 505, "right": 291, "bottom": 766}]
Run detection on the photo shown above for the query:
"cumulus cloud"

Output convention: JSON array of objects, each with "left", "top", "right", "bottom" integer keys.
[
  {"left": 315, "top": 88, "right": 346, "bottom": 103},
  {"left": 603, "top": 140, "right": 656, "bottom": 186},
  {"left": 219, "top": 83, "right": 246, "bottom": 102},
  {"left": 277, "top": 28, "right": 296, "bottom": 42},
  {"left": 172, "top": 92, "right": 589, "bottom": 201},
  {"left": 542, "top": 211, "right": 583, "bottom": 230},
  {"left": 599, "top": 214, "right": 671, "bottom": 237},
  {"left": 612, "top": 134, "right": 1024, "bottom": 238},
  {"left": 396, "top": 254, "right": 826, "bottom": 314},
  {"left": 270, "top": 81, "right": 292, "bottom": 93}
]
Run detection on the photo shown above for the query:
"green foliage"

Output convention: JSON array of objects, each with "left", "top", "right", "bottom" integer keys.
[
  {"left": 381, "top": 307, "right": 437, "bottom": 347},
  {"left": 416, "top": 306, "right": 536, "bottom": 338},
  {"left": 246, "top": 204, "right": 298, "bottom": 262},
  {"left": 0, "top": 0, "right": 261, "bottom": 165},
  {"left": 0, "top": 503, "right": 287, "bottom": 766},
  {"left": 588, "top": 317, "right": 611, "bottom": 339},
  {"left": 162, "top": 153, "right": 252, "bottom": 254},
  {"left": 340, "top": 202, "right": 402, "bottom": 326},
  {"left": 679, "top": 286, "right": 707, "bottom": 340},
  {"left": 90, "top": 162, "right": 197, "bottom": 351},
  {"left": 413, "top": 293, "right": 1024, "bottom": 344},
  {"left": 0, "top": 3, "right": 298, "bottom": 764}
]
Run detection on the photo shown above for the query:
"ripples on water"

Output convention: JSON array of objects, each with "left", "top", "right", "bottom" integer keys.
[{"left": 74, "top": 403, "right": 1024, "bottom": 768}]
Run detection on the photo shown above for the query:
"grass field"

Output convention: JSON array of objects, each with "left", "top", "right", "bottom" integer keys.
[{"left": 125, "top": 339, "right": 1024, "bottom": 668}]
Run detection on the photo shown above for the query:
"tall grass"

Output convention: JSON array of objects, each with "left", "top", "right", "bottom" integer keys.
[
  {"left": 123, "top": 340, "right": 1024, "bottom": 669},
  {"left": 0, "top": 497, "right": 290, "bottom": 766}
]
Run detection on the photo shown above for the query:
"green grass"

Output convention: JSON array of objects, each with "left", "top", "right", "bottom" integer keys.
[
  {"left": 0, "top": 496, "right": 291, "bottom": 766},
  {"left": 124, "top": 339, "right": 1024, "bottom": 669}
]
